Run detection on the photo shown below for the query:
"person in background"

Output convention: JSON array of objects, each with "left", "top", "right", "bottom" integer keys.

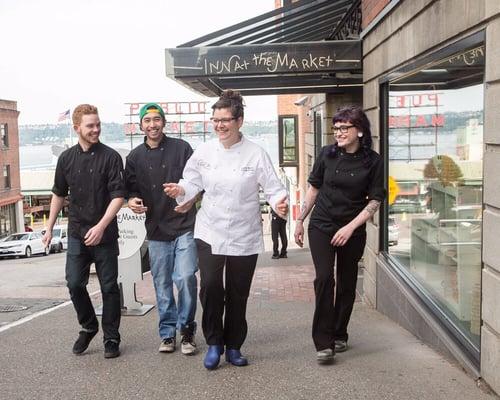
[
  {"left": 164, "top": 90, "right": 288, "bottom": 370},
  {"left": 294, "top": 106, "right": 385, "bottom": 364},
  {"left": 42, "top": 104, "right": 125, "bottom": 359},
  {"left": 125, "top": 103, "right": 198, "bottom": 356},
  {"left": 271, "top": 207, "right": 288, "bottom": 259}
]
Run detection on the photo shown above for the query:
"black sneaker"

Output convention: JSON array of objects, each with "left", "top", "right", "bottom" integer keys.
[
  {"left": 272, "top": 254, "right": 280, "bottom": 259},
  {"left": 279, "top": 253, "right": 287, "bottom": 258},
  {"left": 334, "top": 340, "right": 348, "bottom": 353},
  {"left": 104, "top": 340, "right": 120, "bottom": 359},
  {"left": 180, "top": 333, "right": 197, "bottom": 355},
  {"left": 72, "top": 330, "right": 98, "bottom": 355}
]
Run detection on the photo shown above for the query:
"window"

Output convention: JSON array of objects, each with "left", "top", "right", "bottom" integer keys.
[
  {"left": 3, "top": 165, "right": 10, "bottom": 189},
  {"left": 278, "top": 115, "right": 298, "bottom": 166},
  {"left": 0, "top": 124, "right": 8, "bottom": 148},
  {"left": 385, "top": 34, "right": 484, "bottom": 352}
]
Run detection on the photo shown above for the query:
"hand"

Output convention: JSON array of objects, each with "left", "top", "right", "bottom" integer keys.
[
  {"left": 128, "top": 197, "right": 147, "bottom": 214},
  {"left": 163, "top": 183, "right": 185, "bottom": 198},
  {"left": 275, "top": 196, "right": 288, "bottom": 219},
  {"left": 294, "top": 221, "right": 304, "bottom": 247},
  {"left": 42, "top": 229, "right": 52, "bottom": 248},
  {"left": 84, "top": 225, "right": 104, "bottom": 246},
  {"left": 330, "top": 225, "right": 354, "bottom": 247},
  {"left": 174, "top": 196, "right": 197, "bottom": 213}
]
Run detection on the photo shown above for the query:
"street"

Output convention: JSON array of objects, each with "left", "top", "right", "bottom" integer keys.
[{"left": 0, "top": 251, "right": 100, "bottom": 327}]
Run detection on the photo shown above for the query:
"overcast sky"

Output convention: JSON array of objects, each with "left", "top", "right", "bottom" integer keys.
[{"left": 0, "top": 0, "right": 278, "bottom": 125}]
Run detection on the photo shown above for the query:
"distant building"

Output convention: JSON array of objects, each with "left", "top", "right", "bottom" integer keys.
[{"left": 0, "top": 99, "right": 23, "bottom": 237}]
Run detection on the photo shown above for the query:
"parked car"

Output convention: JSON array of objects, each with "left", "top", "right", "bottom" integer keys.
[
  {"left": 388, "top": 217, "right": 399, "bottom": 246},
  {"left": 389, "top": 199, "right": 422, "bottom": 214},
  {"left": 44, "top": 225, "right": 68, "bottom": 253},
  {"left": 0, "top": 232, "right": 49, "bottom": 258}
]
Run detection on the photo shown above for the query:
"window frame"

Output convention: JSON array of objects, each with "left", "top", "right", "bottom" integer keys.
[
  {"left": 0, "top": 123, "right": 8, "bottom": 148},
  {"left": 278, "top": 114, "right": 299, "bottom": 167}
]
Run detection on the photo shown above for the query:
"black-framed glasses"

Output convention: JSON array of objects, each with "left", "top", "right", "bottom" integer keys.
[
  {"left": 210, "top": 117, "right": 236, "bottom": 125},
  {"left": 332, "top": 125, "right": 355, "bottom": 134}
]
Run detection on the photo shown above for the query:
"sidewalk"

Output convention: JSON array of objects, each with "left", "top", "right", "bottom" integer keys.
[{"left": 0, "top": 247, "right": 496, "bottom": 400}]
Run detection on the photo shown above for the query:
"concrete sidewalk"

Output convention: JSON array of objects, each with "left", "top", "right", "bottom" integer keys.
[{"left": 0, "top": 248, "right": 496, "bottom": 400}]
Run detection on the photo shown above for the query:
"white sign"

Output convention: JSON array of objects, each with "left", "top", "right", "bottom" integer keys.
[{"left": 116, "top": 208, "right": 146, "bottom": 260}]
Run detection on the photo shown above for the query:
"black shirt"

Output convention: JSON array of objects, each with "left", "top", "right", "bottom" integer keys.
[
  {"left": 125, "top": 135, "right": 196, "bottom": 241},
  {"left": 308, "top": 145, "right": 385, "bottom": 236},
  {"left": 52, "top": 142, "right": 126, "bottom": 243}
]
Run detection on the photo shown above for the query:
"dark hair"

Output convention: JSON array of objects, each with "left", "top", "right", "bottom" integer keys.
[
  {"left": 329, "top": 105, "right": 373, "bottom": 165},
  {"left": 211, "top": 89, "right": 245, "bottom": 119}
]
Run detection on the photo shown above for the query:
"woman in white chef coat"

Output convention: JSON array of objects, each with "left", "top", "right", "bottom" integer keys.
[{"left": 164, "top": 90, "right": 288, "bottom": 370}]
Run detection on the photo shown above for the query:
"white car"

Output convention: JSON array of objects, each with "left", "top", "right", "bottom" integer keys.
[
  {"left": 42, "top": 225, "right": 68, "bottom": 253},
  {"left": 0, "top": 232, "right": 49, "bottom": 258}
]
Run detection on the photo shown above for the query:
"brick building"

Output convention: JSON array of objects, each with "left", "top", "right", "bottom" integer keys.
[{"left": 0, "top": 99, "right": 23, "bottom": 237}]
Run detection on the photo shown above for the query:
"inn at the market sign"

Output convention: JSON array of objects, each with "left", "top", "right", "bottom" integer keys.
[{"left": 165, "top": 41, "right": 362, "bottom": 96}]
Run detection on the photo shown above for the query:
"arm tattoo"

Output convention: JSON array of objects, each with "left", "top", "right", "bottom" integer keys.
[{"left": 364, "top": 200, "right": 381, "bottom": 216}]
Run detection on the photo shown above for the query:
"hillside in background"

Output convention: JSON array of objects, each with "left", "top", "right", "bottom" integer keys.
[{"left": 19, "top": 120, "right": 278, "bottom": 146}]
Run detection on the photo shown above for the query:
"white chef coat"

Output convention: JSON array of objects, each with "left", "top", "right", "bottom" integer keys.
[{"left": 178, "top": 135, "right": 287, "bottom": 256}]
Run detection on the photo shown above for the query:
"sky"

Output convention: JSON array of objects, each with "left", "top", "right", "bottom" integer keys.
[{"left": 0, "top": 0, "right": 278, "bottom": 125}]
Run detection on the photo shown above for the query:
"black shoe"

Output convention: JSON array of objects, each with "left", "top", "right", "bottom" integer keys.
[
  {"left": 104, "top": 340, "right": 120, "bottom": 359},
  {"left": 72, "top": 330, "right": 98, "bottom": 355},
  {"left": 279, "top": 253, "right": 287, "bottom": 258},
  {"left": 272, "top": 254, "right": 280, "bottom": 259},
  {"left": 334, "top": 340, "right": 348, "bottom": 353}
]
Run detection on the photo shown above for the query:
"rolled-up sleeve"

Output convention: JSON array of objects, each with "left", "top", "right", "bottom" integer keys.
[
  {"left": 124, "top": 155, "right": 140, "bottom": 200},
  {"left": 307, "top": 146, "right": 327, "bottom": 189},
  {"left": 107, "top": 153, "right": 126, "bottom": 199},
  {"left": 368, "top": 155, "right": 386, "bottom": 201},
  {"left": 257, "top": 149, "right": 287, "bottom": 211},
  {"left": 177, "top": 148, "right": 203, "bottom": 204},
  {"left": 52, "top": 155, "right": 69, "bottom": 197}
]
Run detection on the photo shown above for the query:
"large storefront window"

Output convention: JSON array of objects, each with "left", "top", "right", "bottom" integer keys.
[{"left": 386, "top": 39, "right": 484, "bottom": 349}]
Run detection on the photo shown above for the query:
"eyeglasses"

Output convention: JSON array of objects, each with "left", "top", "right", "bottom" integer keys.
[
  {"left": 332, "top": 125, "right": 355, "bottom": 134},
  {"left": 210, "top": 117, "right": 236, "bottom": 125}
]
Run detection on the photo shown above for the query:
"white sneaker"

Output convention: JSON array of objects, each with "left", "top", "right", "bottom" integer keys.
[
  {"left": 159, "top": 337, "right": 176, "bottom": 353},
  {"left": 180, "top": 333, "right": 197, "bottom": 355},
  {"left": 316, "top": 348, "right": 334, "bottom": 363}
]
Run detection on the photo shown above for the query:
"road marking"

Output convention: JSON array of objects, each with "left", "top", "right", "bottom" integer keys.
[{"left": 0, "top": 289, "right": 100, "bottom": 334}]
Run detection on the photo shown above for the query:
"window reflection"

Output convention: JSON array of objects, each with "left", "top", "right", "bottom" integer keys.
[{"left": 388, "top": 82, "right": 483, "bottom": 347}]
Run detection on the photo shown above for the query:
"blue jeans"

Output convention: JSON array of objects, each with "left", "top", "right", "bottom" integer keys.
[{"left": 148, "top": 231, "right": 198, "bottom": 339}]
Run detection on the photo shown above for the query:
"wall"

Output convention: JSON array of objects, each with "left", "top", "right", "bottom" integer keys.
[{"left": 361, "top": 0, "right": 500, "bottom": 391}]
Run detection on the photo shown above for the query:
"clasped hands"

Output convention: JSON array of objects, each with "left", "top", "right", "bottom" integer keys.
[{"left": 164, "top": 183, "right": 289, "bottom": 218}]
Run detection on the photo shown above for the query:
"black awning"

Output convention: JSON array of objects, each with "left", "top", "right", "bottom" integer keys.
[{"left": 165, "top": 0, "right": 362, "bottom": 96}]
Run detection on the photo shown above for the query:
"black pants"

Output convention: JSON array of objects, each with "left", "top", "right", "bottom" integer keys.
[
  {"left": 66, "top": 237, "right": 121, "bottom": 342},
  {"left": 196, "top": 239, "right": 258, "bottom": 349},
  {"left": 271, "top": 218, "right": 288, "bottom": 256},
  {"left": 308, "top": 225, "right": 366, "bottom": 351}
]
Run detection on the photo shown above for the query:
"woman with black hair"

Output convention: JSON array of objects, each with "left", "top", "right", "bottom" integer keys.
[
  {"left": 294, "top": 106, "right": 385, "bottom": 364},
  {"left": 164, "top": 90, "right": 288, "bottom": 370}
]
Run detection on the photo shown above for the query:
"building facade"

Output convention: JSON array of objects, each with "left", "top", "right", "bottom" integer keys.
[
  {"left": 359, "top": 0, "right": 500, "bottom": 392},
  {"left": 277, "top": 0, "right": 500, "bottom": 394},
  {"left": 0, "top": 99, "right": 23, "bottom": 237}
]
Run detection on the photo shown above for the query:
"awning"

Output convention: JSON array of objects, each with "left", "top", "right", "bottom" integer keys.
[
  {"left": 165, "top": 0, "right": 362, "bottom": 96},
  {"left": 0, "top": 194, "right": 23, "bottom": 207}
]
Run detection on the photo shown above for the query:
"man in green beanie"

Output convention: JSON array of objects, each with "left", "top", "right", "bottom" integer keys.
[{"left": 125, "top": 103, "right": 198, "bottom": 355}]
